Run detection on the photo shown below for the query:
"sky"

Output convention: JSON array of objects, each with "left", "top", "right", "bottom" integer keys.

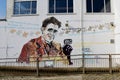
[{"left": 0, "top": 0, "right": 6, "bottom": 19}]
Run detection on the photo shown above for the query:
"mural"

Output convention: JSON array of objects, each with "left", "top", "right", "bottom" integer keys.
[
  {"left": 63, "top": 39, "right": 73, "bottom": 65},
  {"left": 7, "top": 21, "right": 40, "bottom": 37},
  {"left": 0, "top": 16, "right": 116, "bottom": 67},
  {"left": 18, "top": 17, "right": 72, "bottom": 65}
]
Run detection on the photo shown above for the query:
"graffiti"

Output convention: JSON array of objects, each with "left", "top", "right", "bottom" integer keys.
[
  {"left": 6, "top": 21, "right": 40, "bottom": 37},
  {"left": 1, "top": 20, "right": 115, "bottom": 38},
  {"left": 61, "top": 22, "right": 115, "bottom": 34},
  {"left": 0, "top": 46, "right": 14, "bottom": 49},
  {"left": 9, "top": 29, "right": 41, "bottom": 37}
]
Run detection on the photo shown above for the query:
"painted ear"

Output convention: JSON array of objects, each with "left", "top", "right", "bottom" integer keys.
[
  {"left": 41, "top": 27, "right": 46, "bottom": 34},
  {"left": 41, "top": 27, "right": 46, "bottom": 31}
]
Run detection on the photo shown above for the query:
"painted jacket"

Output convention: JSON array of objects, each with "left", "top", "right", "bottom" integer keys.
[{"left": 18, "top": 36, "right": 65, "bottom": 63}]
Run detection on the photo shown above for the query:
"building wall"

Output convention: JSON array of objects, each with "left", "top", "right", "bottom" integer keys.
[
  {"left": 0, "top": 0, "right": 115, "bottom": 60},
  {"left": 113, "top": 0, "right": 120, "bottom": 53},
  {"left": 6, "top": 0, "right": 14, "bottom": 19}
]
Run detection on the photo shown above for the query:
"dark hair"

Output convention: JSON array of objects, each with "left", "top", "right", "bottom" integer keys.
[{"left": 42, "top": 17, "right": 61, "bottom": 28}]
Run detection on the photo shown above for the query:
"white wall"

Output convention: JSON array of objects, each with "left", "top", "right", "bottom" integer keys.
[
  {"left": 0, "top": 0, "right": 115, "bottom": 59},
  {"left": 113, "top": 0, "right": 120, "bottom": 53}
]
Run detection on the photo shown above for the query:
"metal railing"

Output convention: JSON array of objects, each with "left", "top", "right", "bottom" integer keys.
[{"left": 0, "top": 54, "right": 120, "bottom": 76}]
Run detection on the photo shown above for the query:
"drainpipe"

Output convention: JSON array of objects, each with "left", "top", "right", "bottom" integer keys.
[{"left": 81, "top": 0, "right": 85, "bottom": 74}]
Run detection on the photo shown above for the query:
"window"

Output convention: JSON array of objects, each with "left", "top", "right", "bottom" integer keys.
[
  {"left": 14, "top": 0, "right": 37, "bottom": 15},
  {"left": 86, "top": 0, "right": 111, "bottom": 13},
  {"left": 49, "top": 0, "right": 73, "bottom": 13}
]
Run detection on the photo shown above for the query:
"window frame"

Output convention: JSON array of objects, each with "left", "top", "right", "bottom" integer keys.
[
  {"left": 86, "top": 0, "right": 111, "bottom": 13},
  {"left": 13, "top": 0, "right": 37, "bottom": 15},
  {"left": 48, "top": 0, "right": 73, "bottom": 14}
]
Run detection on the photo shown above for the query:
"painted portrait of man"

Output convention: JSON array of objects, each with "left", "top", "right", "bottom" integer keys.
[{"left": 18, "top": 17, "right": 68, "bottom": 64}]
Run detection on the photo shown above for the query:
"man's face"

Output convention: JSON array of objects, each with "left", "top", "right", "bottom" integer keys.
[{"left": 42, "top": 23, "right": 59, "bottom": 43}]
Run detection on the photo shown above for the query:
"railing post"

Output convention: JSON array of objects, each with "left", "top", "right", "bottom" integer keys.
[
  {"left": 36, "top": 57, "right": 39, "bottom": 76},
  {"left": 109, "top": 54, "right": 112, "bottom": 74},
  {"left": 82, "top": 54, "right": 85, "bottom": 74}
]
